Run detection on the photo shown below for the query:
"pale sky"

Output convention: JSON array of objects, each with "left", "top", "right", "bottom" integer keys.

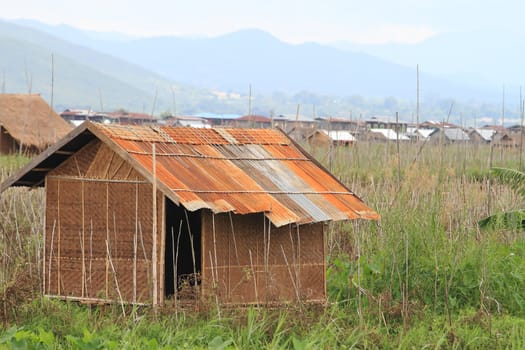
[{"left": 0, "top": 0, "right": 522, "bottom": 44}]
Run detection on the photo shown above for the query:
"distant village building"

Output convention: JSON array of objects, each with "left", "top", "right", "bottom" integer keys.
[
  {"left": 235, "top": 115, "right": 272, "bottom": 128},
  {"left": 0, "top": 94, "right": 72, "bottom": 155},
  {"left": 420, "top": 120, "right": 461, "bottom": 129},
  {"left": 428, "top": 128, "right": 470, "bottom": 144},
  {"left": 107, "top": 111, "right": 157, "bottom": 125},
  {"left": 62, "top": 110, "right": 158, "bottom": 126},
  {"left": 365, "top": 116, "right": 408, "bottom": 133},
  {"left": 164, "top": 115, "right": 211, "bottom": 128},
  {"left": 366, "top": 128, "right": 410, "bottom": 142},
  {"left": 61, "top": 109, "right": 117, "bottom": 126},
  {"left": 279, "top": 115, "right": 319, "bottom": 130},
  {"left": 315, "top": 117, "right": 357, "bottom": 131},
  {"left": 493, "top": 132, "right": 516, "bottom": 147},
  {"left": 468, "top": 128, "right": 496, "bottom": 144},
  {"left": 198, "top": 113, "right": 241, "bottom": 127},
  {"left": 307, "top": 129, "right": 356, "bottom": 147},
  {"left": 269, "top": 115, "right": 290, "bottom": 129},
  {"left": 405, "top": 127, "right": 437, "bottom": 141}
]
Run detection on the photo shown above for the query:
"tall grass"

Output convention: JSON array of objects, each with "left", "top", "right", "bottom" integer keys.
[{"left": 1, "top": 141, "right": 525, "bottom": 348}]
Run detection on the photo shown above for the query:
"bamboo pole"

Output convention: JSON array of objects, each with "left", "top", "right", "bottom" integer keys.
[
  {"left": 209, "top": 251, "right": 221, "bottom": 318},
  {"left": 174, "top": 223, "right": 182, "bottom": 317},
  {"left": 106, "top": 240, "right": 126, "bottom": 317},
  {"left": 519, "top": 86, "right": 525, "bottom": 171},
  {"left": 89, "top": 219, "right": 93, "bottom": 295},
  {"left": 152, "top": 143, "right": 158, "bottom": 309},
  {"left": 280, "top": 244, "right": 300, "bottom": 302},
  {"left": 396, "top": 112, "right": 401, "bottom": 190},
  {"left": 294, "top": 104, "right": 300, "bottom": 141},
  {"left": 105, "top": 182, "right": 109, "bottom": 299},
  {"left": 416, "top": 64, "right": 420, "bottom": 141},
  {"left": 47, "top": 220, "right": 56, "bottom": 295},
  {"left": 185, "top": 209, "right": 197, "bottom": 294},
  {"left": 249, "top": 249, "right": 259, "bottom": 304},
  {"left": 212, "top": 213, "right": 219, "bottom": 291},
  {"left": 57, "top": 180, "right": 61, "bottom": 295},
  {"left": 295, "top": 225, "right": 301, "bottom": 301},
  {"left": 160, "top": 195, "right": 166, "bottom": 305},
  {"left": 138, "top": 222, "right": 149, "bottom": 282},
  {"left": 42, "top": 177, "right": 48, "bottom": 295},
  {"left": 81, "top": 181, "right": 86, "bottom": 297},
  {"left": 133, "top": 183, "right": 138, "bottom": 303},
  {"left": 40, "top": 179, "right": 47, "bottom": 296},
  {"left": 173, "top": 222, "right": 182, "bottom": 301}
]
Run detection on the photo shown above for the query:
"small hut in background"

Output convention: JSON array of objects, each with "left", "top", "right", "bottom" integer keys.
[
  {"left": 428, "top": 128, "right": 470, "bottom": 144},
  {"left": 468, "top": 128, "right": 496, "bottom": 144},
  {"left": 0, "top": 94, "right": 72, "bottom": 155},
  {"left": 365, "top": 128, "right": 410, "bottom": 142},
  {"left": 307, "top": 130, "right": 356, "bottom": 147},
  {"left": 1, "top": 122, "right": 379, "bottom": 305}
]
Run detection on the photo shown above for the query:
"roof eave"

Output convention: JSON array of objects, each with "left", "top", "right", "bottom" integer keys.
[{"left": 0, "top": 121, "right": 93, "bottom": 192}]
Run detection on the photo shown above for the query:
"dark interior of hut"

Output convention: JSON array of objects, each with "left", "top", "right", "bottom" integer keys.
[{"left": 164, "top": 199, "right": 202, "bottom": 299}]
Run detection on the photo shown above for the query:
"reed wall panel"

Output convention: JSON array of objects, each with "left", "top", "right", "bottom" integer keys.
[
  {"left": 201, "top": 211, "right": 326, "bottom": 304},
  {"left": 44, "top": 141, "right": 163, "bottom": 304}
]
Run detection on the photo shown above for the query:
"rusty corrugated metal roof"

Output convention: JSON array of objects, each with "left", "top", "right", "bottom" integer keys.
[
  {"left": 94, "top": 123, "right": 379, "bottom": 226},
  {"left": 1, "top": 121, "right": 379, "bottom": 226}
]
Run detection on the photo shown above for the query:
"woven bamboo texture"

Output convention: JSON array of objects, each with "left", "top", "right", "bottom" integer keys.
[
  {"left": 44, "top": 140, "right": 163, "bottom": 304},
  {"left": 201, "top": 211, "right": 325, "bottom": 304}
]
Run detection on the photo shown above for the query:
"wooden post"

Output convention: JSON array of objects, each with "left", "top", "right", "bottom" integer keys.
[
  {"left": 105, "top": 182, "right": 109, "bottom": 300},
  {"left": 152, "top": 143, "right": 158, "bottom": 309},
  {"left": 160, "top": 195, "right": 166, "bottom": 305},
  {"left": 396, "top": 112, "right": 401, "bottom": 190},
  {"left": 42, "top": 177, "right": 47, "bottom": 295},
  {"left": 81, "top": 180, "right": 86, "bottom": 297},
  {"left": 416, "top": 64, "right": 420, "bottom": 142},
  {"left": 57, "top": 179, "right": 61, "bottom": 295},
  {"left": 133, "top": 183, "right": 138, "bottom": 303},
  {"left": 294, "top": 104, "right": 300, "bottom": 141}
]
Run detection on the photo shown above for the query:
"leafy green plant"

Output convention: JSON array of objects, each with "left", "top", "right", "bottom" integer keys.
[{"left": 479, "top": 167, "right": 525, "bottom": 230}]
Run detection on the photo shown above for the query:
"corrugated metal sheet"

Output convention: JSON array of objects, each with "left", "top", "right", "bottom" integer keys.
[{"left": 89, "top": 123, "right": 379, "bottom": 226}]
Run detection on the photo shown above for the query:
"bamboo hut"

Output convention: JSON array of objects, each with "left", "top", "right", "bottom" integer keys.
[
  {"left": 1, "top": 122, "right": 379, "bottom": 305},
  {"left": 0, "top": 94, "right": 72, "bottom": 154}
]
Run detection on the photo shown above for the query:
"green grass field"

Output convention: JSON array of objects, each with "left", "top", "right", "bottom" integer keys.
[{"left": 1, "top": 141, "right": 525, "bottom": 349}]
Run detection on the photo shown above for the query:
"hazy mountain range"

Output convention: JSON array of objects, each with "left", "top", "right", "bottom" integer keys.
[{"left": 0, "top": 18, "right": 522, "bottom": 121}]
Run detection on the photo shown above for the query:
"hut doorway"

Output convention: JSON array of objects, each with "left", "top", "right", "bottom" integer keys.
[{"left": 164, "top": 199, "right": 202, "bottom": 299}]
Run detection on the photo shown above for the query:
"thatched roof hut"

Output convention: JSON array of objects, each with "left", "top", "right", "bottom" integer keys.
[
  {"left": 1, "top": 122, "right": 379, "bottom": 305},
  {"left": 0, "top": 94, "right": 72, "bottom": 154}
]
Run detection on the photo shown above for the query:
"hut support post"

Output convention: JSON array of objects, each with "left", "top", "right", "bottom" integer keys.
[
  {"left": 42, "top": 179, "right": 47, "bottom": 295},
  {"left": 81, "top": 181, "right": 86, "bottom": 297},
  {"left": 57, "top": 180, "right": 61, "bottom": 295},
  {"left": 105, "top": 182, "right": 109, "bottom": 300},
  {"left": 133, "top": 183, "right": 138, "bottom": 303},
  {"left": 160, "top": 196, "right": 166, "bottom": 305},
  {"left": 152, "top": 143, "right": 158, "bottom": 309},
  {"left": 89, "top": 220, "right": 93, "bottom": 296}
]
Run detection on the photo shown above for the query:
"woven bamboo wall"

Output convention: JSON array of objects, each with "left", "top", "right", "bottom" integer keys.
[
  {"left": 201, "top": 211, "right": 326, "bottom": 304},
  {"left": 44, "top": 140, "right": 163, "bottom": 304}
]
